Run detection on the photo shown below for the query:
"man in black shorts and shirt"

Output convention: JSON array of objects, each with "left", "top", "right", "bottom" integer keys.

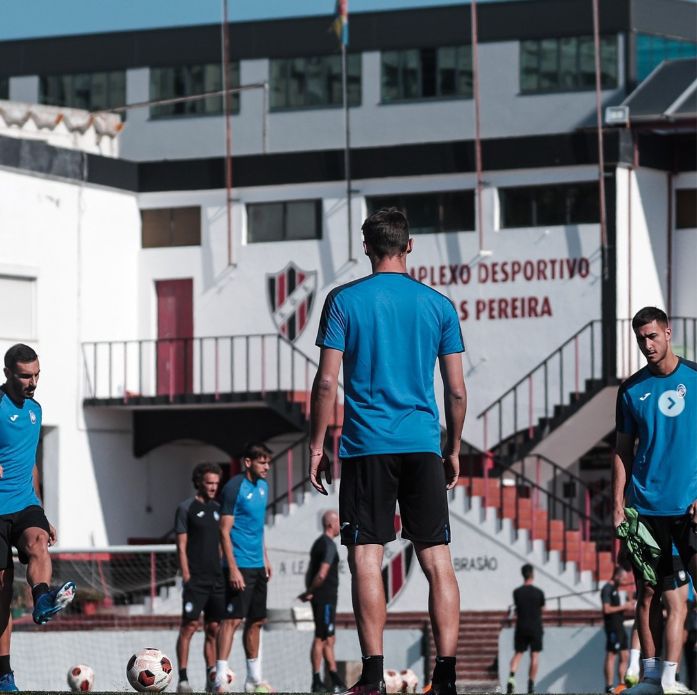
[
  {"left": 507, "top": 564, "right": 545, "bottom": 694},
  {"left": 601, "top": 565, "right": 635, "bottom": 693},
  {"left": 299, "top": 510, "right": 346, "bottom": 693},
  {"left": 174, "top": 463, "right": 224, "bottom": 693}
]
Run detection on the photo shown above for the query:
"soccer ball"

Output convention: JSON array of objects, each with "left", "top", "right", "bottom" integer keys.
[
  {"left": 126, "top": 648, "right": 173, "bottom": 692},
  {"left": 207, "top": 665, "right": 235, "bottom": 692},
  {"left": 384, "top": 670, "right": 402, "bottom": 694},
  {"left": 67, "top": 664, "right": 94, "bottom": 692},
  {"left": 399, "top": 669, "right": 419, "bottom": 693},
  {"left": 251, "top": 682, "right": 274, "bottom": 693},
  {"left": 384, "top": 669, "right": 419, "bottom": 694}
]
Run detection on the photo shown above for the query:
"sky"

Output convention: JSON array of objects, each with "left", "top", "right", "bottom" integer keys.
[{"left": 0, "top": 0, "right": 515, "bottom": 41}]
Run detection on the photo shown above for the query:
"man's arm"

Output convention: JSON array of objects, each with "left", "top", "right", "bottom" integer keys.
[
  {"left": 219, "top": 514, "right": 245, "bottom": 590},
  {"left": 298, "top": 561, "right": 330, "bottom": 602},
  {"left": 264, "top": 544, "right": 272, "bottom": 581},
  {"left": 438, "top": 352, "right": 467, "bottom": 489},
  {"left": 613, "top": 431, "right": 635, "bottom": 529},
  {"left": 309, "top": 348, "right": 343, "bottom": 495},
  {"left": 176, "top": 533, "right": 191, "bottom": 584}
]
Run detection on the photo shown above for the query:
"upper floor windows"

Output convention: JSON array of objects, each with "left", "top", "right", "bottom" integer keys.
[
  {"left": 39, "top": 70, "right": 126, "bottom": 111},
  {"left": 381, "top": 46, "right": 472, "bottom": 102},
  {"left": 520, "top": 36, "right": 618, "bottom": 93},
  {"left": 676, "top": 189, "right": 697, "bottom": 229},
  {"left": 270, "top": 54, "right": 361, "bottom": 110},
  {"left": 141, "top": 207, "right": 201, "bottom": 248},
  {"left": 367, "top": 191, "right": 475, "bottom": 235},
  {"left": 636, "top": 34, "right": 697, "bottom": 81},
  {"left": 247, "top": 200, "right": 322, "bottom": 242},
  {"left": 0, "top": 77, "right": 8, "bottom": 100},
  {"left": 150, "top": 63, "right": 240, "bottom": 118},
  {"left": 499, "top": 182, "right": 599, "bottom": 228}
]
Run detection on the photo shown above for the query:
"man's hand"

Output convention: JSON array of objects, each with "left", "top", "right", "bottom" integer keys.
[
  {"left": 228, "top": 567, "right": 245, "bottom": 591},
  {"left": 297, "top": 591, "right": 312, "bottom": 602},
  {"left": 0, "top": 464, "right": 3, "bottom": 478},
  {"left": 309, "top": 450, "right": 332, "bottom": 496},
  {"left": 265, "top": 559, "right": 273, "bottom": 581},
  {"left": 443, "top": 453, "right": 460, "bottom": 490},
  {"left": 48, "top": 523, "right": 57, "bottom": 546},
  {"left": 182, "top": 571, "right": 191, "bottom": 586},
  {"left": 688, "top": 499, "right": 697, "bottom": 524},
  {"left": 613, "top": 506, "right": 627, "bottom": 530}
]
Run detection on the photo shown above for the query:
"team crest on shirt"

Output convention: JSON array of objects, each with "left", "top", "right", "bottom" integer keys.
[
  {"left": 214, "top": 511, "right": 220, "bottom": 521},
  {"left": 381, "top": 514, "right": 415, "bottom": 607},
  {"left": 266, "top": 262, "right": 317, "bottom": 342},
  {"left": 677, "top": 384, "right": 687, "bottom": 398},
  {"left": 28, "top": 410, "right": 37, "bottom": 424}
]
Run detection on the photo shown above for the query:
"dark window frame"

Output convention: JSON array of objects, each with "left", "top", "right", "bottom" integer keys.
[
  {"left": 0, "top": 77, "right": 8, "bottom": 100},
  {"left": 676, "top": 189, "right": 697, "bottom": 230},
  {"left": 366, "top": 191, "right": 475, "bottom": 235},
  {"left": 519, "top": 35, "right": 618, "bottom": 95},
  {"left": 381, "top": 45, "right": 472, "bottom": 103},
  {"left": 141, "top": 206, "right": 202, "bottom": 248},
  {"left": 269, "top": 53, "right": 361, "bottom": 111},
  {"left": 149, "top": 62, "right": 240, "bottom": 119},
  {"left": 246, "top": 199, "right": 323, "bottom": 243},
  {"left": 499, "top": 182, "right": 600, "bottom": 228},
  {"left": 39, "top": 70, "right": 126, "bottom": 111}
]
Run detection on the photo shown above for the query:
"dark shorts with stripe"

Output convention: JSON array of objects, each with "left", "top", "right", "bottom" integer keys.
[
  {"left": 605, "top": 624, "right": 629, "bottom": 653},
  {"left": 636, "top": 514, "right": 697, "bottom": 591},
  {"left": 514, "top": 629, "right": 543, "bottom": 653},
  {"left": 182, "top": 574, "right": 226, "bottom": 624},
  {"left": 311, "top": 597, "right": 337, "bottom": 639},
  {"left": 224, "top": 567, "right": 268, "bottom": 621},
  {"left": 339, "top": 453, "right": 451, "bottom": 546},
  {"left": 0, "top": 505, "right": 51, "bottom": 569}
]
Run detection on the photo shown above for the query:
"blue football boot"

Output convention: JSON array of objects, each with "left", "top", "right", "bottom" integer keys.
[{"left": 32, "top": 580, "right": 77, "bottom": 625}]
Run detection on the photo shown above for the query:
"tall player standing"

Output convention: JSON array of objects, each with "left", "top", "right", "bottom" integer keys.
[
  {"left": 309, "top": 208, "right": 467, "bottom": 695},
  {"left": 0, "top": 344, "right": 76, "bottom": 692}
]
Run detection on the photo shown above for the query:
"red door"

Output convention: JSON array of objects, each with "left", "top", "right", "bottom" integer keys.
[{"left": 156, "top": 279, "right": 193, "bottom": 396}]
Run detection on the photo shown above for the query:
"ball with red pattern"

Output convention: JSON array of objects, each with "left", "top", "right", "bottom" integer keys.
[
  {"left": 67, "top": 664, "right": 95, "bottom": 692},
  {"left": 207, "top": 665, "right": 236, "bottom": 692},
  {"left": 126, "top": 648, "right": 173, "bottom": 692}
]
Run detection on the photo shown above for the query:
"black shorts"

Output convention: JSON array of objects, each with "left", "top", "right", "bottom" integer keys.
[
  {"left": 224, "top": 567, "right": 267, "bottom": 621},
  {"left": 339, "top": 453, "right": 450, "bottom": 546},
  {"left": 311, "top": 598, "right": 337, "bottom": 639},
  {"left": 182, "top": 575, "right": 226, "bottom": 624},
  {"left": 637, "top": 514, "right": 697, "bottom": 591},
  {"left": 514, "top": 629, "right": 543, "bottom": 653},
  {"left": 0, "top": 505, "right": 50, "bottom": 569},
  {"left": 605, "top": 625, "right": 629, "bottom": 653}
]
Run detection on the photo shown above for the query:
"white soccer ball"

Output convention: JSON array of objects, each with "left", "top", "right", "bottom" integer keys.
[
  {"left": 384, "top": 669, "right": 402, "bottom": 694},
  {"left": 207, "top": 665, "right": 236, "bottom": 692},
  {"left": 126, "top": 648, "right": 173, "bottom": 692},
  {"left": 67, "top": 664, "right": 94, "bottom": 692},
  {"left": 399, "top": 669, "right": 419, "bottom": 693}
]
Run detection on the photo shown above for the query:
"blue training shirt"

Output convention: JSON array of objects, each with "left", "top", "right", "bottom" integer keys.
[
  {"left": 0, "top": 387, "right": 42, "bottom": 515},
  {"left": 316, "top": 272, "right": 465, "bottom": 458},
  {"left": 616, "top": 358, "right": 697, "bottom": 516},
  {"left": 220, "top": 473, "right": 267, "bottom": 568}
]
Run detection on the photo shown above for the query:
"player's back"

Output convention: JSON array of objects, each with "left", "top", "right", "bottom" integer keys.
[{"left": 316, "top": 272, "right": 463, "bottom": 458}]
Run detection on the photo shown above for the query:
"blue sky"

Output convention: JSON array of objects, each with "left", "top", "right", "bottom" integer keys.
[{"left": 0, "top": 0, "right": 514, "bottom": 41}]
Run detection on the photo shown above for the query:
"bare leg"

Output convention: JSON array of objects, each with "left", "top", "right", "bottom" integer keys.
[
  {"left": 216, "top": 618, "right": 242, "bottom": 660},
  {"left": 204, "top": 621, "right": 219, "bottom": 669},
  {"left": 604, "top": 652, "right": 616, "bottom": 687},
  {"left": 509, "top": 652, "right": 523, "bottom": 674},
  {"left": 347, "top": 545, "right": 385, "bottom": 655},
  {"left": 662, "top": 587, "right": 688, "bottom": 664},
  {"left": 618, "top": 649, "right": 629, "bottom": 683},
  {"left": 636, "top": 582, "right": 661, "bottom": 658},
  {"left": 323, "top": 635, "right": 338, "bottom": 672},
  {"left": 0, "top": 568, "right": 13, "bottom": 666},
  {"left": 176, "top": 620, "right": 199, "bottom": 671},
  {"left": 311, "top": 637, "right": 324, "bottom": 673},
  {"left": 242, "top": 618, "right": 266, "bottom": 659},
  {"left": 529, "top": 652, "right": 539, "bottom": 682},
  {"left": 18, "top": 527, "right": 51, "bottom": 589},
  {"left": 414, "top": 543, "right": 460, "bottom": 656}
]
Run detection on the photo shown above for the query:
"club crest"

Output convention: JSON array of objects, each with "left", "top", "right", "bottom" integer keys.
[
  {"left": 267, "top": 263, "right": 317, "bottom": 342},
  {"left": 381, "top": 514, "right": 414, "bottom": 606}
]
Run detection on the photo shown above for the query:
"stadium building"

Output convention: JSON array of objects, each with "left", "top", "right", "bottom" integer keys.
[{"left": 0, "top": 0, "right": 696, "bottom": 689}]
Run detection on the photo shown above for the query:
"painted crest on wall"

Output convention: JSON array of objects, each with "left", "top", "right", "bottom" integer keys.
[
  {"left": 382, "top": 514, "right": 415, "bottom": 606},
  {"left": 267, "top": 262, "right": 317, "bottom": 342}
]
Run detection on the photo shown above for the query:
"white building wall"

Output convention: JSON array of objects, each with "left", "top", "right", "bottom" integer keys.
[{"left": 673, "top": 172, "right": 697, "bottom": 323}]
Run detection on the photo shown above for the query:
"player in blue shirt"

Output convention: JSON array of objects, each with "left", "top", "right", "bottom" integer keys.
[
  {"left": 310, "top": 209, "right": 467, "bottom": 695},
  {"left": 613, "top": 307, "right": 697, "bottom": 695},
  {"left": 0, "top": 344, "right": 76, "bottom": 692},
  {"left": 214, "top": 442, "right": 272, "bottom": 694}
]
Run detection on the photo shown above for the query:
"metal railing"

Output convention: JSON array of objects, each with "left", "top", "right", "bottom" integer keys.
[{"left": 81, "top": 333, "right": 342, "bottom": 407}]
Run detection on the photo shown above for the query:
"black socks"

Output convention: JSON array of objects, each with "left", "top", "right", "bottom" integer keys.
[
  {"left": 433, "top": 656, "right": 456, "bottom": 684},
  {"left": 31, "top": 583, "right": 49, "bottom": 605},
  {"left": 360, "top": 656, "right": 384, "bottom": 684}
]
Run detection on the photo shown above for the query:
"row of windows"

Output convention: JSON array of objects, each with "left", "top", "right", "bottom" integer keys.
[
  {"left": 0, "top": 77, "right": 8, "bottom": 100},
  {"left": 31, "top": 33, "right": 630, "bottom": 115}
]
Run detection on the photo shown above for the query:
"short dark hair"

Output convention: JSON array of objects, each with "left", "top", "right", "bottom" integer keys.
[
  {"left": 242, "top": 442, "right": 272, "bottom": 461},
  {"left": 4, "top": 344, "right": 38, "bottom": 371},
  {"left": 632, "top": 306, "right": 668, "bottom": 331},
  {"left": 192, "top": 462, "right": 222, "bottom": 489},
  {"left": 362, "top": 208, "right": 409, "bottom": 259},
  {"left": 521, "top": 564, "right": 534, "bottom": 580}
]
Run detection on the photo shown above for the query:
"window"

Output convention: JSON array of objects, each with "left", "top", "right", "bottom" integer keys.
[
  {"left": 0, "top": 77, "right": 8, "bottom": 100},
  {"left": 141, "top": 207, "right": 201, "bottom": 248},
  {"left": 676, "top": 189, "right": 697, "bottom": 229},
  {"left": 39, "top": 71, "right": 126, "bottom": 111},
  {"left": 0, "top": 276, "right": 35, "bottom": 339},
  {"left": 270, "top": 54, "right": 361, "bottom": 110},
  {"left": 499, "top": 183, "right": 599, "bottom": 227},
  {"left": 637, "top": 34, "right": 697, "bottom": 81},
  {"left": 367, "top": 191, "right": 475, "bottom": 235},
  {"left": 382, "top": 46, "right": 472, "bottom": 102},
  {"left": 150, "top": 62, "right": 240, "bottom": 118},
  {"left": 520, "top": 36, "right": 617, "bottom": 93},
  {"left": 247, "top": 200, "right": 322, "bottom": 242}
]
